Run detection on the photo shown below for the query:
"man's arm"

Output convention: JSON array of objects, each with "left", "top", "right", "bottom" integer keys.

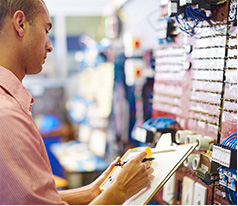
[
  {"left": 58, "top": 157, "right": 120, "bottom": 204},
  {"left": 58, "top": 152, "right": 153, "bottom": 205},
  {"left": 58, "top": 184, "right": 98, "bottom": 205}
]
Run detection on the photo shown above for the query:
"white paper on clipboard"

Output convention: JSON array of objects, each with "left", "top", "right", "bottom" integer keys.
[{"left": 124, "top": 143, "right": 197, "bottom": 205}]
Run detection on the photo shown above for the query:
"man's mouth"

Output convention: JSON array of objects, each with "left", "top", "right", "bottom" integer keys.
[{"left": 43, "top": 56, "right": 47, "bottom": 64}]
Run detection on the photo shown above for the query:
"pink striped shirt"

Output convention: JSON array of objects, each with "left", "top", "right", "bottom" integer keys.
[{"left": 0, "top": 66, "right": 66, "bottom": 204}]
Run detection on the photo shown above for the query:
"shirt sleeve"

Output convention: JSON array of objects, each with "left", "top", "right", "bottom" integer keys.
[{"left": 0, "top": 107, "right": 68, "bottom": 205}]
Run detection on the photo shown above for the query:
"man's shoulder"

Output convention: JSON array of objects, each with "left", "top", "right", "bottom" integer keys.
[{"left": 0, "top": 89, "right": 21, "bottom": 115}]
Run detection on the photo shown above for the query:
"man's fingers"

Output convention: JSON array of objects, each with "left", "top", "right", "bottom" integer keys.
[
  {"left": 143, "top": 161, "right": 152, "bottom": 169},
  {"left": 147, "top": 167, "right": 154, "bottom": 174},
  {"left": 132, "top": 151, "right": 147, "bottom": 161},
  {"left": 103, "top": 156, "right": 120, "bottom": 175},
  {"left": 113, "top": 156, "right": 121, "bottom": 164},
  {"left": 147, "top": 167, "right": 154, "bottom": 182},
  {"left": 109, "top": 157, "right": 120, "bottom": 169}
]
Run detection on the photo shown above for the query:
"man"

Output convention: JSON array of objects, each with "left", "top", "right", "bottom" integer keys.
[{"left": 0, "top": 0, "right": 154, "bottom": 204}]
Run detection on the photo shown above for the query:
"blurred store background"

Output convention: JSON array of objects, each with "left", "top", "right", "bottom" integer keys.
[{"left": 23, "top": 0, "right": 158, "bottom": 189}]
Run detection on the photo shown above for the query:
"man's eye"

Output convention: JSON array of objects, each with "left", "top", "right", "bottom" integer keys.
[{"left": 45, "top": 29, "right": 49, "bottom": 34}]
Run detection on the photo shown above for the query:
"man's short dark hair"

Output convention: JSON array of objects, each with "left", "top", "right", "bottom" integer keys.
[{"left": 0, "top": 0, "right": 45, "bottom": 30}]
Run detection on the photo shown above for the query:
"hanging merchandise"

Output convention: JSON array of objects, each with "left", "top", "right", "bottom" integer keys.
[
  {"left": 133, "top": 117, "right": 177, "bottom": 144},
  {"left": 149, "top": 0, "right": 237, "bottom": 204},
  {"left": 175, "top": 5, "right": 211, "bottom": 36},
  {"left": 228, "top": 0, "right": 237, "bottom": 23},
  {"left": 156, "top": 18, "right": 180, "bottom": 45},
  {"left": 212, "top": 133, "right": 237, "bottom": 205},
  {"left": 167, "top": 0, "right": 227, "bottom": 36}
]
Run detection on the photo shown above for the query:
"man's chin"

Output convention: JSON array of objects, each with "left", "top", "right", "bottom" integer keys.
[{"left": 26, "top": 67, "right": 43, "bottom": 75}]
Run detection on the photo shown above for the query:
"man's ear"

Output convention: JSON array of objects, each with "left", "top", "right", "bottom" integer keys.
[{"left": 13, "top": 10, "right": 27, "bottom": 37}]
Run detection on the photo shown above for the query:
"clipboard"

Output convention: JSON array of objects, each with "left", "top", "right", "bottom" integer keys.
[{"left": 123, "top": 143, "right": 197, "bottom": 205}]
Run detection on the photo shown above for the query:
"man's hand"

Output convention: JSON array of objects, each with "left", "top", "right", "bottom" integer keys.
[
  {"left": 90, "top": 151, "right": 154, "bottom": 205},
  {"left": 111, "top": 151, "right": 154, "bottom": 202}
]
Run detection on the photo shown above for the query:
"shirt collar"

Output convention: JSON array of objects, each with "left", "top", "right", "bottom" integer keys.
[{"left": 0, "top": 66, "right": 34, "bottom": 114}]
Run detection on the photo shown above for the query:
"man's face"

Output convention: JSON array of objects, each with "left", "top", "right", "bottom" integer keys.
[{"left": 23, "top": 4, "right": 53, "bottom": 75}]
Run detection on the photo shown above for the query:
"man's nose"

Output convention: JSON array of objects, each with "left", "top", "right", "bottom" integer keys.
[{"left": 46, "top": 38, "right": 53, "bottom": 53}]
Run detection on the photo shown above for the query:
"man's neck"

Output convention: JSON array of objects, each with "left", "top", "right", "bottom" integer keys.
[{"left": 0, "top": 42, "right": 25, "bottom": 82}]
